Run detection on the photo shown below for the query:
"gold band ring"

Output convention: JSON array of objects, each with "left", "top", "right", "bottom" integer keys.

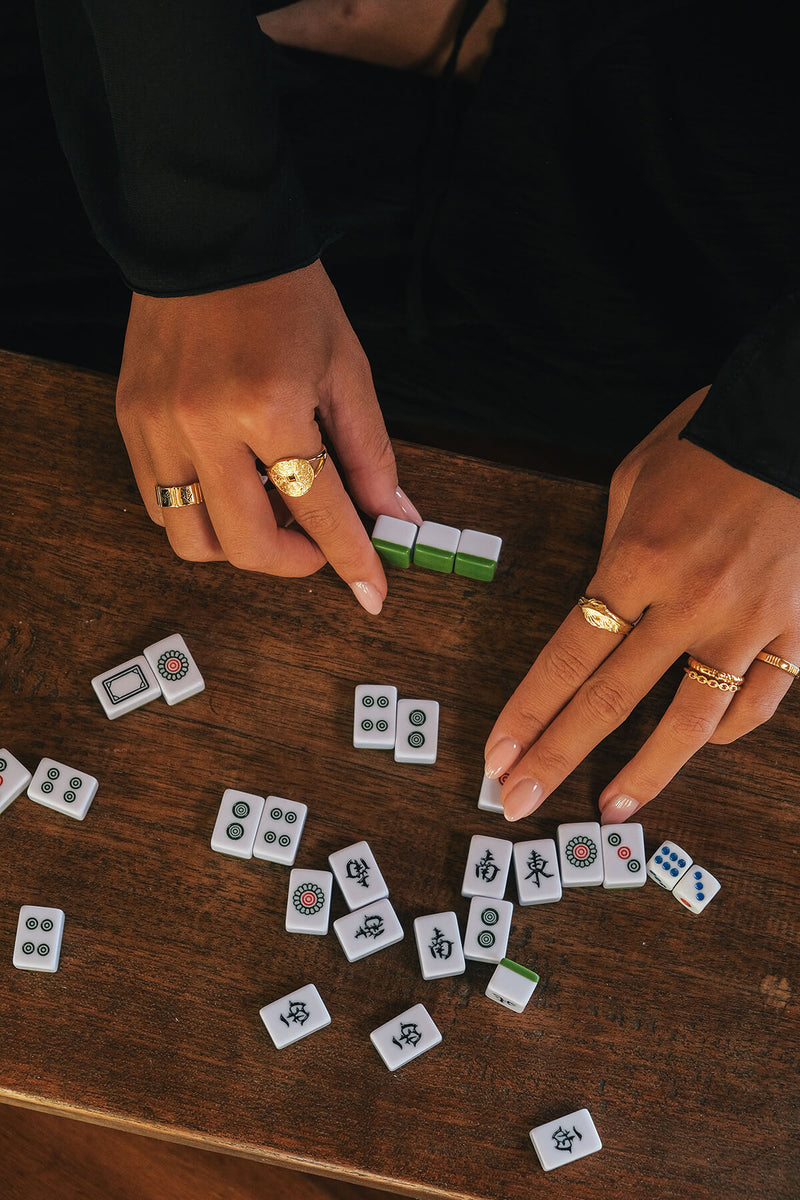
[
  {"left": 685, "top": 656, "right": 744, "bottom": 687},
  {"left": 155, "top": 481, "right": 205, "bottom": 508},
  {"left": 578, "top": 596, "right": 635, "bottom": 637},
  {"left": 263, "top": 447, "right": 327, "bottom": 498},
  {"left": 755, "top": 651, "right": 800, "bottom": 678},
  {"left": 683, "top": 668, "right": 741, "bottom": 694}
]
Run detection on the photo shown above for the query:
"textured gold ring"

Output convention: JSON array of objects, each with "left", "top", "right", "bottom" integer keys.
[
  {"left": 755, "top": 651, "right": 800, "bottom": 678},
  {"left": 683, "top": 668, "right": 741, "bottom": 693},
  {"left": 578, "top": 596, "right": 635, "bottom": 637},
  {"left": 686, "top": 656, "right": 744, "bottom": 687},
  {"left": 155, "top": 481, "right": 205, "bottom": 508},
  {"left": 264, "top": 447, "right": 327, "bottom": 498}
]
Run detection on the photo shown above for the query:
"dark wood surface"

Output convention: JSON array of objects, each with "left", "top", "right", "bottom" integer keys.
[{"left": 0, "top": 350, "right": 798, "bottom": 1200}]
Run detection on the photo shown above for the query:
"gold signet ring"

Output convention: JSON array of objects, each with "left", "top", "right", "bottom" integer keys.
[{"left": 265, "top": 448, "right": 327, "bottom": 497}]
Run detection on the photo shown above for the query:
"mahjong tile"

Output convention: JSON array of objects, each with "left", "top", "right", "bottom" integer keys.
[
  {"left": 333, "top": 898, "right": 404, "bottom": 962},
  {"left": 461, "top": 834, "right": 513, "bottom": 900},
  {"left": 413, "top": 911, "right": 466, "bottom": 980},
  {"left": 478, "top": 771, "right": 510, "bottom": 813},
  {"left": 453, "top": 529, "right": 502, "bottom": 582},
  {"left": 91, "top": 655, "right": 161, "bottom": 719},
  {"left": 253, "top": 796, "right": 307, "bottom": 865},
  {"left": 328, "top": 840, "right": 388, "bottom": 909},
  {"left": 13, "top": 906, "right": 65, "bottom": 972},
  {"left": 259, "top": 983, "right": 331, "bottom": 1049},
  {"left": 0, "top": 750, "right": 32, "bottom": 815},
  {"left": 557, "top": 822, "right": 604, "bottom": 887},
  {"left": 28, "top": 758, "right": 98, "bottom": 821},
  {"left": 601, "top": 823, "right": 647, "bottom": 889},
  {"left": 353, "top": 684, "right": 398, "bottom": 750},
  {"left": 210, "top": 789, "right": 265, "bottom": 858},
  {"left": 394, "top": 699, "right": 439, "bottom": 764},
  {"left": 485, "top": 958, "right": 539, "bottom": 1012},
  {"left": 370, "top": 1003, "right": 442, "bottom": 1071},
  {"left": 371, "top": 514, "right": 418, "bottom": 569},
  {"left": 143, "top": 633, "right": 205, "bottom": 705},
  {"left": 673, "top": 865, "right": 721, "bottom": 913},
  {"left": 513, "top": 839, "right": 562, "bottom": 905},
  {"left": 529, "top": 1108, "right": 602, "bottom": 1171},
  {"left": 646, "top": 840, "right": 693, "bottom": 891},
  {"left": 285, "top": 869, "right": 333, "bottom": 935},
  {"left": 463, "top": 896, "right": 513, "bottom": 963},
  {"left": 413, "top": 520, "right": 460, "bottom": 573}
]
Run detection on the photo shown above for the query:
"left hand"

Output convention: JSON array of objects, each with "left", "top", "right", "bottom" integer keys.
[{"left": 484, "top": 388, "right": 800, "bottom": 823}]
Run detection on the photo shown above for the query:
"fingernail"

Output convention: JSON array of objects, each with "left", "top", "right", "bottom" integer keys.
[
  {"left": 484, "top": 737, "right": 523, "bottom": 779},
  {"left": 503, "top": 778, "right": 545, "bottom": 822},
  {"left": 394, "top": 486, "right": 423, "bottom": 525},
  {"left": 600, "top": 794, "right": 640, "bottom": 824},
  {"left": 350, "top": 580, "right": 384, "bottom": 615}
]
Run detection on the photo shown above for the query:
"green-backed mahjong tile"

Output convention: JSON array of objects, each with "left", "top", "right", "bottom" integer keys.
[
  {"left": 454, "top": 529, "right": 502, "bottom": 581},
  {"left": 371, "top": 514, "right": 418, "bottom": 568},
  {"left": 453, "top": 552, "right": 497, "bottom": 581},
  {"left": 413, "top": 520, "right": 460, "bottom": 573}
]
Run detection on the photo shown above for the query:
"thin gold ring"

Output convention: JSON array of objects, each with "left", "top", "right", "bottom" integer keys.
[
  {"left": 683, "top": 668, "right": 741, "bottom": 693},
  {"left": 755, "top": 651, "right": 800, "bottom": 678},
  {"left": 686, "top": 656, "right": 744, "bottom": 687},
  {"left": 155, "top": 481, "right": 205, "bottom": 508},
  {"left": 263, "top": 447, "right": 327, "bottom": 498},
  {"left": 577, "top": 596, "right": 635, "bottom": 637}
]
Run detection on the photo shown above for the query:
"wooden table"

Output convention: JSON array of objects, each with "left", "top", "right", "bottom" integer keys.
[{"left": 0, "top": 350, "right": 797, "bottom": 1200}]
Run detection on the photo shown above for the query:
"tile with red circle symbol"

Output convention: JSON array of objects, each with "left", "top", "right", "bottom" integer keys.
[
  {"left": 0, "top": 749, "right": 32, "bottom": 816},
  {"left": 285, "top": 869, "right": 333, "bottom": 935},
  {"left": 478, "top": 771, "right": 507, "bottom": 813},
  {"left": 601, "top": 823, "right": 647, "bottom": 889},
  {"left": 143, "top": 633, "right": 205, "bottom": 706},
  {"left": 557, "top": 822, "right": 604, "bottom": 887}
]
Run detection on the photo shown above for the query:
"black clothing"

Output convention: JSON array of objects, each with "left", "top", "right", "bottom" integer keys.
[{"left": 25, "top": 1, "right": 800, "bottom": 491}]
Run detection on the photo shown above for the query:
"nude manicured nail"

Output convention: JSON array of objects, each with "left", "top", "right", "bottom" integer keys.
[
  {"left": 503, "top": 778, "right": 545, "bottom": 822},
  {"left": 394, "top": 486, "right": 423, "bottom": 525},
  {"left": 600, "top": 794, "right": 640, "bottom": 824},
  {"left": 350, "top": 581, "right": 384, "bottom": 615},
  {"left": 484, "top": 737, "right": 523, "bottom": 779}
]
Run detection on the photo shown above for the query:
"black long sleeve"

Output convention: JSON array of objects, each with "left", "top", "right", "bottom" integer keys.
[{"left": 34, "top": 0, "right": 325, "bottom": 296}]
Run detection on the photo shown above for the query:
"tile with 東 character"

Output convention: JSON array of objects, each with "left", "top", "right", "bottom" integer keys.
[
  {"left": 252, "top": 795, "right": 307, "bottom": 865},
  {"left": 28, "top": 758, "right": 98, "bottom": 821},
  {"left": 513, "top": 838, "right": 562, "bottom": 905}
]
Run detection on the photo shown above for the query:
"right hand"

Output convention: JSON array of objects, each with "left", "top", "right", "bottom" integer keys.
[{"left": 116, "top": 259, "right": 421, "bottom": 613}]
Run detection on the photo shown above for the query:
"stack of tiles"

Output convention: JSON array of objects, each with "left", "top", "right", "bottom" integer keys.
[
  {"left": 371, "top": 515, "right": 502, "bottom": 581},
  {"left": 353, "top": 685, "right": 439, "bottom": 764},
  {"left": 91, "top": 632, "right": 204, "bottom": 719},
  {"left": 329, "top": 841, "right": 403, "bottom": 962}
]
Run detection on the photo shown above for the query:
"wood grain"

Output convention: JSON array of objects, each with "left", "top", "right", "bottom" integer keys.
[{"left": 0, "top": 350, "right": 798, "bottom": 1200}]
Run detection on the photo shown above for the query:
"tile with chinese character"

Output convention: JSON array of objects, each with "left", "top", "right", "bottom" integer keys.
[
  {"left": 461, "top": 834, "right": 513, "bottom": 900},
  {"left": 601, "top": 823, "right": 647, "bottom": 888},
  {"left": 259, "top": 983, "right": 331, "bottom": 1049},
  {"left": 328, "top": 840, "right": 388, "bottom": 910},
  {"left": 413, "top": 911, "right": 465, "bottom": 980},
  {"left": 285, "top": 869, "right": 333, "bottom": 935},
  {"left": 253, "top": 795, "right": 307, "bottom": 865},
  {"left": 557, "top": 822, "right": 603, "bottom": 887},
  {"left": 333, "top": 898, "right": 404, "bottom": 962},
  {"left": 370, "top": 1003, "right": 441, "bottom": 1071},
  {"left": 513, "top": 838, "right": 562, "bottom": 905},
  {"left": 463, "top": 896, "right": 513, "bottom": 963},
  {"left": 529, "top": 1108, "right": 602, "bottom": 1171}
]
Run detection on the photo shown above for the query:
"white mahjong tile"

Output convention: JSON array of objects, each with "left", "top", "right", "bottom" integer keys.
[
  {"left": 253, "top": 796, "right": 307, "bottom": 865},
  {"left": 461, "top": 834, "right": 513, "bottom": 900},
  {"left": 394, "top": 699, "right": 439, "bottom": 764},
  {"left": 646, "top": 839, "right": 693, "bottom": 891},
  {"left": 370, "top": 1003, "right": 442, "bottom": 1071},
  {"left": 601, "top": 823, "right": 647, "bottom": 889},
  {"left": 285, "top": 869, "right": 333, "bottom": 935},
  {"left": 672, "top": 865, "right": 721, "bottom": 913},
  {"left": 371, "top": 514, "right": 419, "bottom": 568},
  {"left": 353, "top": 684, "right": 398, "bottom": 750},
  {"left": 557, "top": 822, "right": 604, "bottom": 887},
  {"left": 413, "top": 911, "right": 466, "bottom": 980},
  {"left": 91, "top": 655, "right": 161, "bottom": 719},
  {"left": 143, "top": 633, "right": 205, "bottom": 705},
  {"left": 529, "top": 1108, "right": 602, "bottom": 1171},
  {"left": 328, "top": 840, "right": 389, "bottom": 909},
  {"left": 485, "top": 958, "right": 540, "bottom": 1013},
  {"left": 0, "top": 749, "right": 32, "bottom": 815},
  {"left": 463, "top": 896, "right": 513, "bottom": 963},
  {"left": 513, "top": 839, "right": 562, "bottom": 905},
  {"left": 28, "top": 758, "right": 98, "bottom": 821},
  {"left": 478, "top": 772, "right": 508, "bottom": 813},
  {"left": 333, "top": 898, "right": 404, "bottom": 962},
  {"left": 13, "top": 906, "right": 65, "bottom": 972},
  {"left": 210, "top": 789, "right": 265, "bottom": 858},
  {"left": 413, "top": 520, "right": 460, "bottom": 573},
  {"left": 259, "top": 983, "right": 331, "bottom": 1049}
]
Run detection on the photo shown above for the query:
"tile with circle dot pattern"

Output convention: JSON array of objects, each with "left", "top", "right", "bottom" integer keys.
[
  {"left": 646, "top": 839, "right": 693, "bottom": 891},
  {"left": 463, "top": 896, "right": 513, "bottom": 963},
  {"left": 252, "top": 796, "right": 307, "bottom": 865},
  {"left": 210, "top": 788, "right": 265, "bottom": 858},
  {"left": 673, "top": 865, "right": 721, "bottom": 913},
  {"left": 143, "top": 633, "right": 205, "bottom": 706},
  {"left": 285, "top": 869, "right": 333, "bottom": 935},
  {"left": 0, "top": 749, "right": 32, "bottom": 816},
  {"left": 394, "top": 698, "right": 439, "bottom": 764},
  {"left": 28, "top": 758, "right": 98, "bottom": 821},
  {"left": 13, "top": 906, "right": 65, "bottom": 972},
  {"left": 601, "top": 823, "right": 647, "bottom": 889},
  {"left": 557, "top": 821, "right": 604, "bottom": 887},
  {"left": 353, "top": 684, "right": 397, "bottom": 750}
]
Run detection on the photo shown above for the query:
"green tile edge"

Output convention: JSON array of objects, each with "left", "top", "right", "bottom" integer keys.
[
  {"left": 413, "top": 543, "right": 455, "bottom": 573},
  {"left": 500, "top": 958, "right": 540, "bottom": 983},
  {"left": 453, "top": 552, "right": 497, "bottom": 581},
  {"left": 372, "top": 537, "right": 412, "bottom": 568}
]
